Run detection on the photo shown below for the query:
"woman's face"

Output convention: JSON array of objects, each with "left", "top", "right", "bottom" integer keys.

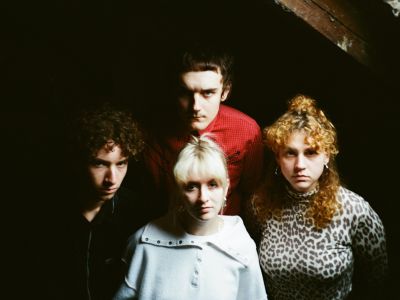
[
  {"left": 277, "top": 131, "right": 329, "bottom": 193},
  {"left": 180, "top": 172, "right": 228, "bottom": 223}
]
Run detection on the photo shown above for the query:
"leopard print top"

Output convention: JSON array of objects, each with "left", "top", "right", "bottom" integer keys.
[{"left": 259, "top": 187, "right": 387, "bottom": 300}]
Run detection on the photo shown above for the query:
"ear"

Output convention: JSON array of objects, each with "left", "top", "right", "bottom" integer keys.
[{"left": 221, "top": 84, "right": 231, "bottom": 102}]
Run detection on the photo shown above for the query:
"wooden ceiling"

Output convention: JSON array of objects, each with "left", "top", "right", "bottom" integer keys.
[{"left": 274, "top": 0, "right": 399, "bottom": 75}]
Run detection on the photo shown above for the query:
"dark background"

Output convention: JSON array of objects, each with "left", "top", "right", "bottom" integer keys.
[{"left": 3, "top": 0, "right": 399, "bottom": 298}]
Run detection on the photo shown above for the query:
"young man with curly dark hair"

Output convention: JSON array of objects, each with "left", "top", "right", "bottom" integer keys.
[{"left": 37, "top": 103, "right": 152, "bottom": 300}]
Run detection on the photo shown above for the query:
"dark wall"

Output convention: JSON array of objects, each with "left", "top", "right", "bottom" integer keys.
[{"left": 3, "top": 0, "right": 399, "bottom": 298}]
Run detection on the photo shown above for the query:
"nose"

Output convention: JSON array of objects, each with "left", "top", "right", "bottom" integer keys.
[
  {"left": 199, "top": 185, "right": 210, "bottom": 203},
  {"left": 294, "top": 155, "right": 306, "bottom": 171},
  {"left": 192, "top": 94, "right": 202, "bottom": 112},
  {"left": 104, "top": 167, "right": 117, "bottom": 185}
]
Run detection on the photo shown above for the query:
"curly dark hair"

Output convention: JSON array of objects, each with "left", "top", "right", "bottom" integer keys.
[{"left": 69, "top": 103, "right": 144, "bottom": 161}]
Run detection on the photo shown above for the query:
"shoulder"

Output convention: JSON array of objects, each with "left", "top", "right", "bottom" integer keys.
[
  {"left": 337, "top": 186, "right": 384, "bottom": 229},
  {"left": 218, "top": 105, "right": 260, "bottom": 131},
  {"left": 214, "top": 105, "right": 262, "bottom": 151},
  {"left": 216, "top": 216, "right": 259, "bottom": 265},
  {"left": 221, "top": 215, "right": 247, "bottom": 230},
  {"left": 124, "top": 216, "right": 171, "bottom": 255},
  {"left": 143, "top": 214, "right": 176, "bottom": 234},
  {"left": 122, "top": 224, "right": 147, "bottom": 261},
  {"left": 126, "top": 215, "right": 167, "bottom": 241},
  {"left": 221, "top": 215, "right": 256, "bottom": 247},
  {"left": 338, "top": 186, "right": 372, "bottom": 215},
  {"left": 133, "top": 214, "right": 191, "bottom": 247}
]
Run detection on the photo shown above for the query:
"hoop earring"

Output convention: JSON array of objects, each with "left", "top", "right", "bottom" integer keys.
[{"left": 324, "top": 163, "right": 329, "bottom": 170}]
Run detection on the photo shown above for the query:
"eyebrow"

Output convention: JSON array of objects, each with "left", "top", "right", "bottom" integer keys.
[
  {"left": 178, "top": 84, "right": 219, "bottom": 92},
  {"left": 283, "top": 146, "right": 297, "bottom": 151},
  {"left": 201, "top": 88, "right": 218, "bottom": 92},
  {"left": 89, "top": 157, "right": 128, "bottom": 165},
  {"left": 90, "top": 158, "right": 109, "bottom": 165},
  {"left": 283, "top": 146, "right": 316, "bottom": 152},
  {"left": 117, "top": 158, "right": 129, "bottom": 164}
]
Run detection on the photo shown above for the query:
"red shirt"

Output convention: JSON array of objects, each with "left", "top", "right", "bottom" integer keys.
[{"left": 144, "top": 104, "right": 264, "bottom": 216}]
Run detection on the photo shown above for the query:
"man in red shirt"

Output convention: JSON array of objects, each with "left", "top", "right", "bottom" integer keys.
[{"left": 144, "top": 44, "right": 264, "bottom": 216}]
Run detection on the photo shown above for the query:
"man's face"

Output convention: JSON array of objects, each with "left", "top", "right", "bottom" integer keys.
[
  {"left": 87, "top": 143, "right": 128, "bottom": 202},
  {"left": 178, "top": 70, "right": 230, "bottom": 131}
]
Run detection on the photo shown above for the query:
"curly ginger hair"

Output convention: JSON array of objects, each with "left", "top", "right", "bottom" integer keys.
[{"left": 252, "top": 94, "right": 342, "bottom": 229}]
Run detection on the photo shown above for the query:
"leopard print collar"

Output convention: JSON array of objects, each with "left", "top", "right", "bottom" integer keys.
[{"left": 285, "top": 184, "right": 319, "bottom": 202}]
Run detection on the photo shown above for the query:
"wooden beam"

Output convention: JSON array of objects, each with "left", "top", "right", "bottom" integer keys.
[{"left": 274, "top": 0, "right": 376, "bottom": 69}]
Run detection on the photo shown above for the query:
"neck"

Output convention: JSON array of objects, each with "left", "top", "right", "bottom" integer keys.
[
  {"left": 285, "top": 184, "right": 319, "bottom": 201},
  {"left": 82, "top": 206, "right": 102, "bottom": 222},
  {"left": 180, "top": 213, "right": 223, "bottom": 236},
  {"left": 80, "top": 193, "right": 106, "bottom": 222}
]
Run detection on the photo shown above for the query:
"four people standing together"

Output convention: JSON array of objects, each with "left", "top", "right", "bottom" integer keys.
[{"left": 39, "top": 45, "right": 387, "bottom": 299}]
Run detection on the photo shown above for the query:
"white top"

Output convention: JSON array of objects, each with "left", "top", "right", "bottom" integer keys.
[{"left": 114, "top": 215, "right": 268, "bottom": 300}]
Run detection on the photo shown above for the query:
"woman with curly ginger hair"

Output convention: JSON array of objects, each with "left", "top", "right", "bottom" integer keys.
[{"left": 252, "top": 94, "right": 387, "bottom": 300}]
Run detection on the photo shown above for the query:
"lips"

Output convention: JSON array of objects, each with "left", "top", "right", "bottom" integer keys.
[
  {"left": 101, "top": 188, "right": 118, "bottom": 194},
  {"left": 198, "top": 206, "right": 212, "bottom": 213},
  {"left": 293, "top": 175, "right": 309, "bottom": 181},
  {"left": 191, "top": 114, "right": 205, "bottom": 120}
]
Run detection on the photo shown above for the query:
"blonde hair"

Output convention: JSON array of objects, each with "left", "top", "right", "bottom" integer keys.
[
  {"left": 252, "top": 94, "right": 342, "bottom": 229},
  {"left": 173, "top": 135, "right": 229, "bottom": 190}
]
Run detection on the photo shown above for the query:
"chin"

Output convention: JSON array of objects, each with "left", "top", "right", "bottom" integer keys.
[
  {"left": 191, "top": 122, "right": 209, "bottom": 132},
  {"left": 99, "top": 194, "right": 115, "bottom": 202},
  {"left": 193, "top": 214, "right": 213, "bottom": 222},
  {"left": 292, "top": 183, "right": 312, "bottom": 193}
]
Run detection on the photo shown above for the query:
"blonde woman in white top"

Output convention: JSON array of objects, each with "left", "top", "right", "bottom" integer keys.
[{"left": 114, "top": 135, "right": 267, "bottom": 300}]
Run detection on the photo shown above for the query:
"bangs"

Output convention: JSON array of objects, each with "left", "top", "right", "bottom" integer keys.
[{"left": 174, "top": 150, "right": 228, "bottom": 188}]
